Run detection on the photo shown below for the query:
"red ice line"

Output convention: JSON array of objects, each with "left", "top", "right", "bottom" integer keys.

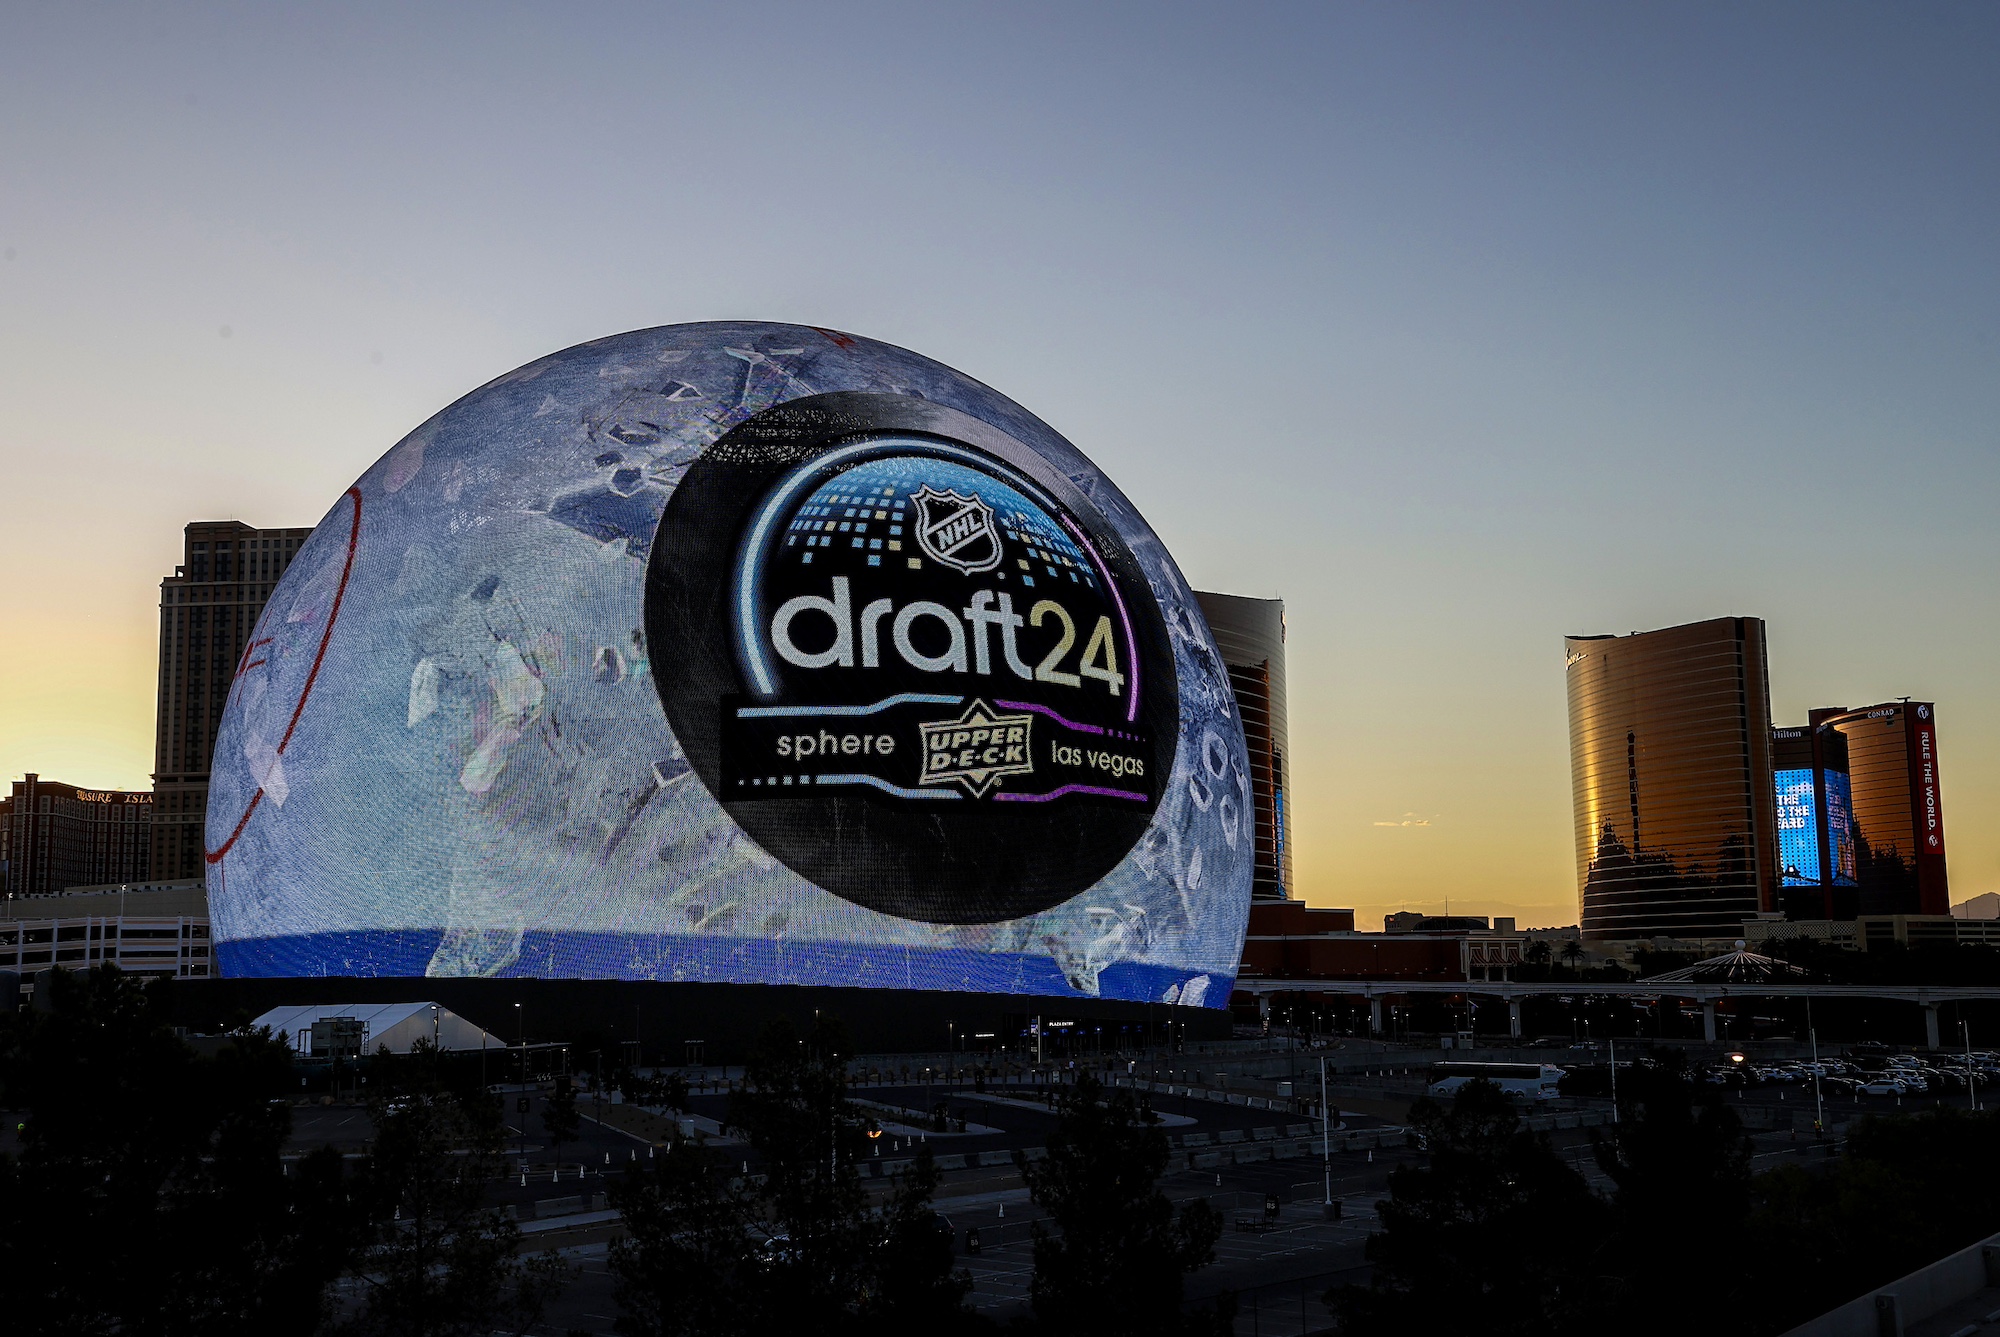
[
  {"left": 233, "top": 637, "right": 274, "bottom": 680},
  {"left": 206, "top": 487, "right": 362, "bottom": 865}
]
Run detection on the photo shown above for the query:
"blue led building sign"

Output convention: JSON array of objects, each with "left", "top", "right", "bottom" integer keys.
[
  {"left": 1824, "top": 768, "right": 1857, "bottom": 886},
  {"left": 1775, "top": 768, "right": 1822, "bottom": 887}
]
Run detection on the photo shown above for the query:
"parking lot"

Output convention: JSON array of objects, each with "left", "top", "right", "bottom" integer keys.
[{"left": 1691, "top": 1048, "right": 2000, "bottom": 1103}]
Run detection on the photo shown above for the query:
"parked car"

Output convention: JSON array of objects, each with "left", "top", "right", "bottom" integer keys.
[{"left": 1859, "top": 1079, "right": 1907, "bottom": 1096}]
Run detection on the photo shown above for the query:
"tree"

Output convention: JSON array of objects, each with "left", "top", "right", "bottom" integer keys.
[
  {"left": 727, "top": 1015, "right": 874, "bottom": 1330},
  {"left": 1329, "top": 1080, "right": 1608, "bottom": 1337},
  {"left": 620, "top": 1067, "right": 690, "bottom": 1111},
  {"left": 608, "top": 1111, "right": 976, "bottom": 1337},
  {"left": 1019, "top": 1072, "right": 1225, "bottom": 1337},
  {"left": 0, "top": 966, "right": 364, "bottom": 1336},
  {"left": 337, "top": 1041, "right": 569, "bottom": 1336},
  {"left": 607, "top": 1135, "right": 762, "bottom": 1337},
  {"left": 1589, "top": 1053, "right": 1755, "bottom": 1336},
  {"left": 709, "top": 1016, "right": 976, "bottom": 1336},
  {"left": 866, "top": 1144, "right": 977, "bottom": 1333},
  {"left": 1750, "top": 1107, "right": 2000, "bottom": 1333},
  {"left": 542, "top": 1078, "right": 581, "bottom": 1168}
]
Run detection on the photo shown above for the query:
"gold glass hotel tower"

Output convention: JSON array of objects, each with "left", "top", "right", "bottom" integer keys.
[{"left": 1565, "top": 617, "right": 1777, "bottom": 940}]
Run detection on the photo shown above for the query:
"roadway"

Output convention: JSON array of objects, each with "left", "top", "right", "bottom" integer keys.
[
  {"left": 1230, "top": 977, "right": 2000, "bottom": 1047},
  {"left": 1230, "top": 977, "right": 2000, "bottom": 1004}
]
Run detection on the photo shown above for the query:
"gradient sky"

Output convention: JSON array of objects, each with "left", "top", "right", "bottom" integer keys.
[{"left": 3, "top": 3, "right": 1996, "bottom": 929}]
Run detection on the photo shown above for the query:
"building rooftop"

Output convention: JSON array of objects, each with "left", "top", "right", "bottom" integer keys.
[{"left": 1640, "top": 946, "right": 1812, "bottom": 984}]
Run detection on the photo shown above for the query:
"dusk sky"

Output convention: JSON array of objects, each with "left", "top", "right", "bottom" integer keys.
[{"left": 3, "top": 3, "right": 1996, "bottom": 928}]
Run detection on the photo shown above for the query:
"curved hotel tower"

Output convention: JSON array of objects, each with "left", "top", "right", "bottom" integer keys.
[
  {"left": 1194, "top": 592, "right": 1292, "bottom": 901},
  {"left": 1565, "top": 617, "right": 1777, "bottom": 940},
  {"left": 1816, "top": 702, "right": 1949, "bottom": 917}
]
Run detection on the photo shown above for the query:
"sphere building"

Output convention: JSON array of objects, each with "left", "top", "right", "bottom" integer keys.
[{"left": 206, "top": 323, "right": 1253, "bottom": 1007}]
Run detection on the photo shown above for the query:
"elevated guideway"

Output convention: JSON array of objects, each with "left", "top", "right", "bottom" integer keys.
[{"left": 1230, "top": 977, "right": 2000, "bottom": 1047}]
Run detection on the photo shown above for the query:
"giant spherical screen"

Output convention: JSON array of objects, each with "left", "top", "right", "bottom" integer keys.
[{"left": 206, "top": 322, "right": 1252, "bottom": 1006}]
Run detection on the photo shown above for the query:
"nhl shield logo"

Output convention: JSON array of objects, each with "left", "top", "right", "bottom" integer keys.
[{"left": 912, "top": 485, "right": 1003, "bottom": 574}]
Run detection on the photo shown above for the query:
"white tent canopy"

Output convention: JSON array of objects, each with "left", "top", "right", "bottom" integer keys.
[{"left": 252, "top": 1001, "right": 505, "bottom": 1055}]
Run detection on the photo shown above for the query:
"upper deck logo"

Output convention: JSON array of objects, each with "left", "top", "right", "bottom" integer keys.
[
  {"left": 912, "top": 485, "right": 1002, "bottom": 574},
  {"left": 918, "top": 699, "right": 1034, "bottom": 797}
]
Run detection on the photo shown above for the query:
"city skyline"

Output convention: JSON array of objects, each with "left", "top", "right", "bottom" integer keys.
[{"left": 4, "top": 5, "right": 1998, "bottom": 928}]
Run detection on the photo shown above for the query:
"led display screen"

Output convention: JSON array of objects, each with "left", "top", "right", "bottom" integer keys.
[
  {"left": 1775, "top": 768, "right": 1821, "bottom": 886},
  {"left": 205, "top": 323, "right": 1252, "bottom": 1006},
  {"left": 1824, "top": 768, "right": 1857, "bottom": 886}
]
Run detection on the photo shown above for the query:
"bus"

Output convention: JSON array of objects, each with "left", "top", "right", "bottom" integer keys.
[{"left": 1427, "top": 1062, "right": 1564, "bottom": 1102}]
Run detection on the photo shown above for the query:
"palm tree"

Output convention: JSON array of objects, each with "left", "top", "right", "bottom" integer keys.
[{"left": 1560, "top": 940, "right": 1586, "bottom": 975}]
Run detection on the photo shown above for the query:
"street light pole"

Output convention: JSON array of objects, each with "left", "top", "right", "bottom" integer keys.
[
  {"left": 1967, "top": 1019, "right": 1980, "bottom": 1112},
  {"left": 1320, "top": 1055, "right": 1332, "bottom": 1212},
  {"left": 1808, "top": 999, "right": 1825, "bottom": 1133},
  {"left": 514, "top": 1002, "right": 525, "bottom": 1170},
  {"left": 1288, "top": 1007, "right": 1296, "bottom": 1096}
]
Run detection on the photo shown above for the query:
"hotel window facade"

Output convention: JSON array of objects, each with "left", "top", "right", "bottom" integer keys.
[
  {"left": 1815, "top": 702, "right": 1948, "bottom": 917},
  {"left": 1771, "top": 722, "right": 1858, "bottom": 921},
  {"left": 1, "top": 775, "right": 153, "bottom": 897},
  {"left": 1565, "top": 617, "right": 1777, "bottom": 940},
  {"left": 1194, "top": 591, "right": 1292, "bottom": 901},
  {"left": 152, "top": 521, "right": 313, "bottom": 881}
]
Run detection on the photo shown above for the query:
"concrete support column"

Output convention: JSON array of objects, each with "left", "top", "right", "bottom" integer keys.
[
  {"left": 1925, "top": 1002, "right": 1941, "bottom": 1051},
  {"left": 1508, "top": 998, "right": 1523, "bottom": 1040},
  {"left": 1703, "top": 1002, "right": 1717, "bottom": 1044},
  {"left": 1369, "top": 997, "right": 1383, "bottom": 1035}
]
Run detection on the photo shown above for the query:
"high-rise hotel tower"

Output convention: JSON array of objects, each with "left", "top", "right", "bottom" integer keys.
[
  {"left": 1194, "top": 591, "right": 1292, "bottom": 901},
  {"left": 1565, "top": 617, "right": 1778, "bottom": 940},
  {"left": 152, "top": 521, "right": 313, "bottom": 881},
  {"left": 1770, "top": 701, "right": 1949, "bottom": 920},
  {"left": 1815, "top": 702, "right": 1948, "bottom": 917}
]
